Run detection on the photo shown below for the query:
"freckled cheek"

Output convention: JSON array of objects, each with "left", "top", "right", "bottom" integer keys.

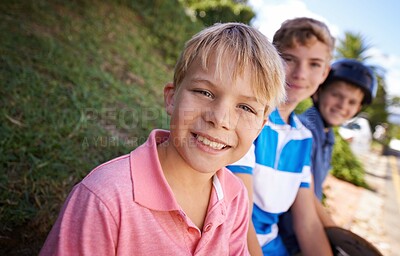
[
  {"left": 237, "top": 118, "right": 264, "bottom": 138},
  {"left": 240, "top": 115, "right": 265, "bottom": 130},
  {"left": 348, "top": 109, "right": 359, "bottom": 118},
  {"left": 235, "top": 131, "right": 259, "bottom": 155},
  {"left": 325, "top": 96, "right": 339, "bottom": 107},
  {"left": 176, "top": 108, "right": 202, "bottom": 125}
]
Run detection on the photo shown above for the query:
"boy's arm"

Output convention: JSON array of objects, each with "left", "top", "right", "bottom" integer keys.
[
  {"left": 291, "top": 187, "right": 333, "bottom": 256},
  {"left": 235, "top": 173, "right": 263, "bottom": 256},
  {"left": 314, "top": 194, "right": 336, "bottom": 227},
  {"left": 228, "top": 144, "right": 262, "bottom": 256},
  {"left": 40, "top": 184, "right": 118, "bottom": 255}
]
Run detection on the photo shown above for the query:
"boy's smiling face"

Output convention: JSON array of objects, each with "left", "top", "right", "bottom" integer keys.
[
  {"left": 281, "top": 41, "right": 330, "bottom": 107},
  {"left": 163, "top": 55, "right": 268, "bottom": 174},
  {"left": 315, "top": 80, "right": 364, "bottom": 126}
]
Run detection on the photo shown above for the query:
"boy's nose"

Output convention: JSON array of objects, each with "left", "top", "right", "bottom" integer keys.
[
  {"left": 336, "top": 97, "right": 347, "bottom": 109},
  {"left": 291, "top": 63, "right": 307, "bottom": 80},
  {"left": 204, "top": 102, "right": 235, "bottom": 130}
]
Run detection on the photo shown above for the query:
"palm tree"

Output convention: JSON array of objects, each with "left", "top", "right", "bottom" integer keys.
[{"left": 335, "top": 32, "right": 371, "bottom": 61}]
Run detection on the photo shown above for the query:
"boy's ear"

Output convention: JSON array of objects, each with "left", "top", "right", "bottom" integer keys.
[
  {"left": 256, "top": 117, "right": 268, "bottom": 136},
  {"left": 261, "top": 118, "right": 267, "bottom": 128},
  {"left": 164, "top": 82, "right": 176, "bottom": 116},
  {"left": 357, "top": 104, "right": 363, "bottom": 113},
  {"left": 322, "top": 65, "right": 331, "bottom": 81},
  {"left": 260, "top": 114, "right": 269, "bottom": 128}
]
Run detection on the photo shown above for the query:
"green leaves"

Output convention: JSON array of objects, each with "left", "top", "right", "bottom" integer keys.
[{"left": 331, "top": 129, "right": 369, "bottom": 188}]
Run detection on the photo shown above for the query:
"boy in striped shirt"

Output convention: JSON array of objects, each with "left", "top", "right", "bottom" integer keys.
[{"left": 228, "top": 17, "right": 335, "bottom": 256}]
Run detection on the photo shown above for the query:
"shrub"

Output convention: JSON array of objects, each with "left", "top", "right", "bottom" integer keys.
[{"left": 331, "top": 129, "right": 369, "bottom": 188}]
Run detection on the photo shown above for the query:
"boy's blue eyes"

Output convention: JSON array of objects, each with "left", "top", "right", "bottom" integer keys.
[
  {"left": 199, "top": 90, "right": 213, "bottom": 98},
  {"left": 330, "top": 91, "right": 361, "bottom": 106},
  {"left": 282, "top": 57, "right": 322, "bottom": 68},
  {"left": 311, "top": 63, "right": 322, "bottom": 68},
  {"left": 239, "top": 105, "right": 256, "bottom": 114},
  {"left": 282, "top": 57, "right": 292, "bottom": 62},
  {"left": 193, "top": 89, "right": 257, "bottom": 114}
]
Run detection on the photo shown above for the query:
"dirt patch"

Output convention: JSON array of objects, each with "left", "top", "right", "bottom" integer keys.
[{"left": 323, "top": 174, "right": 364, "bottom": 228}]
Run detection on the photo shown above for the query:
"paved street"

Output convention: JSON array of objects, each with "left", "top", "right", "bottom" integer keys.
[{"left": 323, "top": 149, "right": 400, "bottom": 256}]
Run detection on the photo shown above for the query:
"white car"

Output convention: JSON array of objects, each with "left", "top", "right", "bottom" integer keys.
[
  {"left": 339, "top": 117, "right": 372, "bottom": 155},
  {"left": 389, "top": 138, "right": 400, "bottom": 152}
]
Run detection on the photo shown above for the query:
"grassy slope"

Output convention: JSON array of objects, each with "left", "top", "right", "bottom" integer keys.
[{"left": 0, "top": 0, "right": 202, "bottom": 254}]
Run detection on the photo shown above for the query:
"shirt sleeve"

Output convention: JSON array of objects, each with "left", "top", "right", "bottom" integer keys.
[
  {"left": 227, "top": 144, "right": 256, "bottom": 175},
  {"left": 39, "top": 184, "right": 118, "bottom": 256},
  {"left": 299, "top": 138, "right": 313, "bottom": 188}
]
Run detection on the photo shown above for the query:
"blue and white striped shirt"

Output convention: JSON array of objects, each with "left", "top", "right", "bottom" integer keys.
[{"left": 228, "top": 109, "right": 313, "bottom": 256}]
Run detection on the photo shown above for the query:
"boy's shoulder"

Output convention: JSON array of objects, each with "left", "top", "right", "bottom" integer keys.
[
  {"left": 80, "top": 129, "right": 166, "bottom": 196},
  {"left": 220, "top": 166, "right": 246, "bottom": 186},
  {"left": 292, "top": 112, "right": 310, "bottom": 131},
  {"left": 298, "top": 107, "right": 324, "bottom": 132},
  {"left": 81, "top": 153, "right": 132, "bottom": 194},
  {"left": 264, "top": 111, "right": 312, "bottom": 139}
]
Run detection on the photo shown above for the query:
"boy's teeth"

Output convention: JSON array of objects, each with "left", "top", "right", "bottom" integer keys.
[{"left": 197, "top": 135, "right": 226, "bottom": 150}]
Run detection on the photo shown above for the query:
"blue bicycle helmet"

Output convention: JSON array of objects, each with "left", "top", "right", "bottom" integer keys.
[{"left": 321, "top": 59, "right": 377, "bottom": 105}]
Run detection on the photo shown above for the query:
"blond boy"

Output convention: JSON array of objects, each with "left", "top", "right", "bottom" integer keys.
[{"left": 40, "top": 23, "right": 286, "bottom": 255}]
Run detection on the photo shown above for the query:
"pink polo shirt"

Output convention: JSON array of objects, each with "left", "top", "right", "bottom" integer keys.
[{"left": 40, "top": 129, "right": 250, "bottom": 255}]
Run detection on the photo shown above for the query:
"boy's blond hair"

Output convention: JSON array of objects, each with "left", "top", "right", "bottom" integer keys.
[
  {"left": 273, "top": 17, "right": 335, "bottom": 61},
  {"left": 173, "top": 22, "right": 286, "bottom": 114}
]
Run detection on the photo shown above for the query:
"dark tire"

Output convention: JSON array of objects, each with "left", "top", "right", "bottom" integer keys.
[{"left": 325, "top": 227, "right": 383, "bottom": 256}]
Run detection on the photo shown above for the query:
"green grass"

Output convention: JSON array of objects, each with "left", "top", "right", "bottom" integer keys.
[{"left": 0, "top": 0, "right": 202, "bottom": 254}]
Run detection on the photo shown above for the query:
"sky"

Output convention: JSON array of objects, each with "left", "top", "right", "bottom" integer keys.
[{"left": 247, "top": 0, "right": 400, "bottom": 100}]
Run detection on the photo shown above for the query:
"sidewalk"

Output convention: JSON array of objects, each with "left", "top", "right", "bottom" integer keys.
[{"left": 323, "top": 150, "right": 400, "bottom": 256}]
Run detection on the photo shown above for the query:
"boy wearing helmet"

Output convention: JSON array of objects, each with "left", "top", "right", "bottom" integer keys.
[
  {"left": 279, "top": 58, "right": 377, "bottom": 255},
  {"left": 305, "top": 58, "right": 376, "bottom": 200}
]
